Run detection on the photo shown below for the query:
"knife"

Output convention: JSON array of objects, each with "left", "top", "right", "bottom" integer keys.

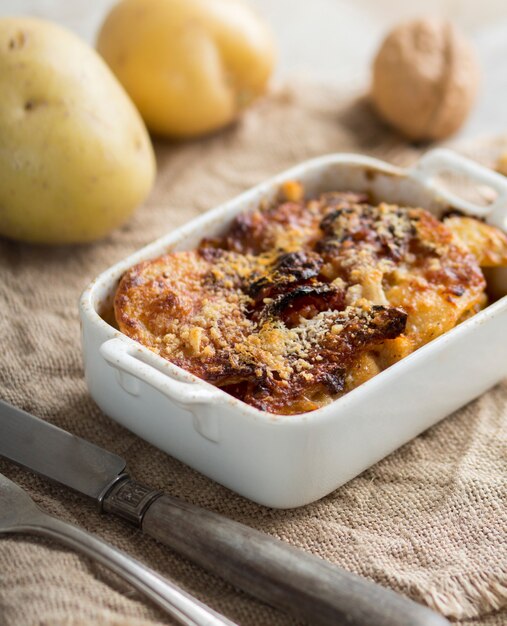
[
  {"left": 0, "top": 399, "right": 448, "bottom": 626},
  {"left": 0, "top": 471, "right": 236, "bottom": 626}
]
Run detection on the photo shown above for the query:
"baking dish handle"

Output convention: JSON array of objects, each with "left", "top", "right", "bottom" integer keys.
[
  {"left": 100, "top": 338, "right": 224, "bottom": 409},
  {"left": 409, "top": 148, "right": 507, "bottom": 231}
]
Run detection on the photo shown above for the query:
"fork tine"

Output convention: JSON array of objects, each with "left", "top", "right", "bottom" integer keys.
[{"left": 0, "top": 472, "right": 41, "bottom": 528}]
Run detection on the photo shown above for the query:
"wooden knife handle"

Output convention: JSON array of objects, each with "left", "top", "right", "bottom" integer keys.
[{"left": 103, "top": 480, "right": 449, "bottom": 626}]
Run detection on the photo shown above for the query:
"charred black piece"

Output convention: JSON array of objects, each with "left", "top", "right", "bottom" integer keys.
[
  {"left": 448, "top": 285, "right": 466, "bottom": 297},
  {"left": 248, "top": 275, "right": 271, "bottom": 298},
  {"left": 203, "top": 356, "right": 256, "bottom": 386},
  {"left": 248, "top": 250, "right": 323, "bottom": 299},
  {"left": 273, "top": 251, "right": 323, "bottom": 280},
  {"left": 267, "top": 284, "right": 333, "bottom": 316},
  {"left": 317, "top": 368, "right": 346, "bottom": 394},
  {"left": 366, "top": 305, "right": 408, "bottom": 339},
  {"left": 258, "top": 284, "right": 346, "bottom": 326}
]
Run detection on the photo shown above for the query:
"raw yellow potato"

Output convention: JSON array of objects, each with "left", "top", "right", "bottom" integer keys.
[
  {"left": 97, "top": 0, "right": 275, "bottom": 138},
  {"left": 0, "top": 17, "right": 155, "bottom": 244}
]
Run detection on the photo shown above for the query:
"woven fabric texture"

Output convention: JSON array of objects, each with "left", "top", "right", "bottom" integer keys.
[{"left": 0, "top": 82, "right": 506, "bottom": 626}]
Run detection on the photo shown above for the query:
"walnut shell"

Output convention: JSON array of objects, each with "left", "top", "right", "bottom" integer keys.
[
  {"left": 497, "top": 152, "right": 507, "bottom": 176},
  {"left": 371, "top": 18, "right": 480, "bottom": 141}
]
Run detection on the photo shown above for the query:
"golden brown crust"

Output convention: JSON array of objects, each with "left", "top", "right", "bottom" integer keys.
[
  {"left": 115, "top": 184, "right": 504, "bottom": 415},
  {"left": 315, "top": 203, "right": 487, "bottom": 351},
  {"left": 115, "top": 250, "right": 258, "bottom": 384},
  {"left": 444, "top": 216, "right": 507, "bottom": 267},
  {"left": 204, "top": 191, "right": 369, "bottom": 254}
]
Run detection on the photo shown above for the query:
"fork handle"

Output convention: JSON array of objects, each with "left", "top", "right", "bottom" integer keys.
[{"left": 12, "top": 511, "right": 236, "bottom": 626}]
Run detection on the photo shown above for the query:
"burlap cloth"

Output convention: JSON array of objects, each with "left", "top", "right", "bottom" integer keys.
[{"left": 0, "top": 82, "right": 506, "bottom": 626}]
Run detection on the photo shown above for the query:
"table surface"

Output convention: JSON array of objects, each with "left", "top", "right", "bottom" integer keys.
[{"left": 3, "top": 0, "right": 507, "bottom": 140}]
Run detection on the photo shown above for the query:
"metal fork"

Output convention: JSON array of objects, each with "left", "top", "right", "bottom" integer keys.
[{"left": 0, "top": 472, "right": 236, "bottom": 626}]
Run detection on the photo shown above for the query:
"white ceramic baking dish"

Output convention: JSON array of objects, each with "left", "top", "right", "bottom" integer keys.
[{"left": 79, "top": 149, "right": 507, "bottom": 509}]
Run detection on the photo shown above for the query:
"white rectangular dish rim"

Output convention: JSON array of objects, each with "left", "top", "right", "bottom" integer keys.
[{"left": 79, "top": 149, "right": 507, "bottom": 508}]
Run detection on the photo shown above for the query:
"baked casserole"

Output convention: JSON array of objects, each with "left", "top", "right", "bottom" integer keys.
[{"left": 115, "top": 181, "right": 507, "bottom": 415}]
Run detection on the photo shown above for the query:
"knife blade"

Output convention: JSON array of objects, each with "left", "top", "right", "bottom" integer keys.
[
  {"left": 0, "top": 399, "right": 449, "bottom": 626},
  {"left": 0, "top": 399, "right": 125, "bottom": 498}
]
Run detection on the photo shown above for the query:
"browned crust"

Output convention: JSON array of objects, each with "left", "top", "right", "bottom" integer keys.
[{"left": 115, "top": 185, "right": 501, "bottom": 415}]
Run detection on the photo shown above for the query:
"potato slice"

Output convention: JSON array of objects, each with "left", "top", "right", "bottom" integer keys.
[{"left": 444, "top": 216, "right": 507, "bottom": 267}]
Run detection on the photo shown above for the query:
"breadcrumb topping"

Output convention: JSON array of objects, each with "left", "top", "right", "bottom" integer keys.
[{"left": 114, "top": 182, "right": 505, "bottom": 414}]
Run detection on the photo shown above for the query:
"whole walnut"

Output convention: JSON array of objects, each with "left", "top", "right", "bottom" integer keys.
[
  {"left": 497, "top": 152, "right": 507, "bottom": 176},
  {"left": 371, "top": 18, "right": 480, "bottom": 141}
]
